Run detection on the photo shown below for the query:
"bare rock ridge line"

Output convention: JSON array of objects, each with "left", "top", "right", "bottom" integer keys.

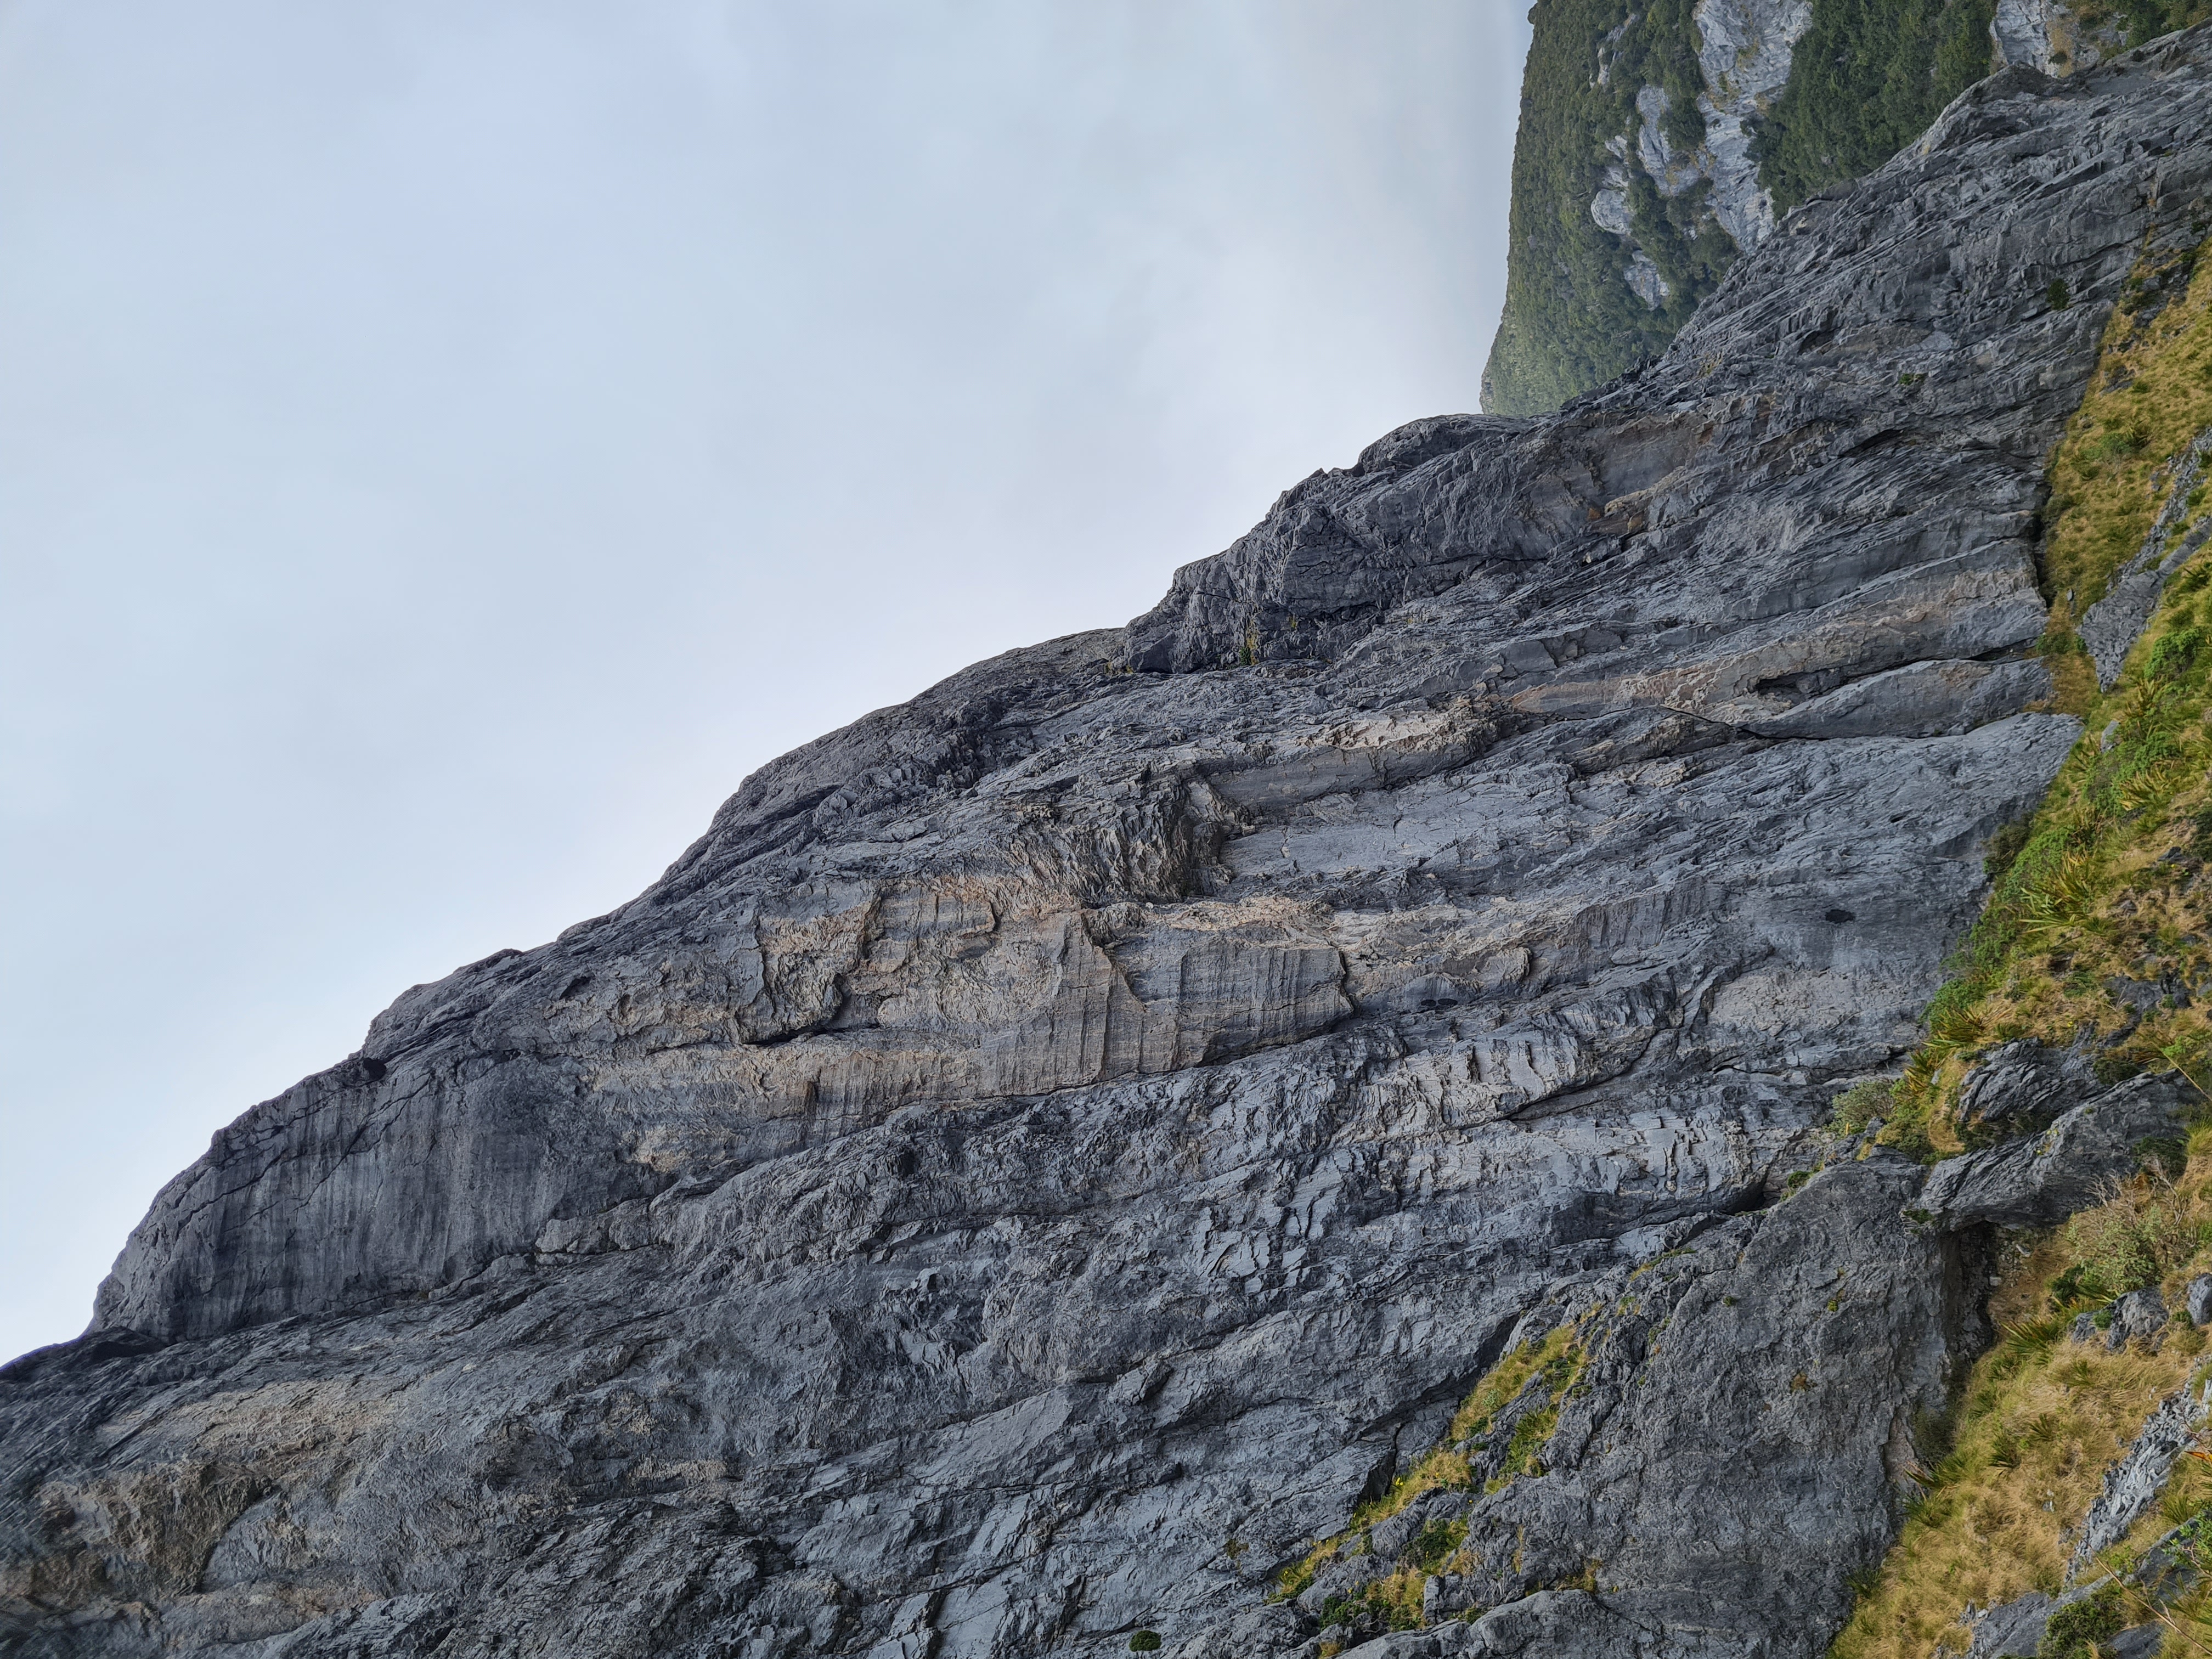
[{"left": 6, "top": 35, "right": 2212, "bottom": 1659}]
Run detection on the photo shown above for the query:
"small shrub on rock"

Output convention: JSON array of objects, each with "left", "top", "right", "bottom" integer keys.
[
  {"left": 1831, "top": 1077, "right": 1895, "bottom": 1135},
  {"left": 2064, "top": 1196, "right": 2192, "bottom": 1297},
  {"left": 2036, "top": 1583, "right": 2122, "bottom": 1659}
]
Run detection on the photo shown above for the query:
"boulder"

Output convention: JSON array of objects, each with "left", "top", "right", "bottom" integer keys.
[{"left": 1918, "top": 1075, "right": 2195, "bottom": 1230}]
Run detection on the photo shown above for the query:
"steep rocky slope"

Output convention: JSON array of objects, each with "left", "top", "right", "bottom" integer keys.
[
  {"left": 6, "top": 36, "right": 2212, "bottom": 1659},
  {"left": 1806, "top": 151, "right": 2212, "bottom": 1659}
]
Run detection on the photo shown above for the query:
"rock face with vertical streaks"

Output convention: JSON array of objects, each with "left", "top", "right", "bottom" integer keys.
[{"left": 6, "top": 34, "right": 2212, "bottom": 1659}]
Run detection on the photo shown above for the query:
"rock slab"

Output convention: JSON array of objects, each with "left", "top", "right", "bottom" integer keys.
[{"left": 7, "top": 33, "right": 2212, "bottom": 1659}]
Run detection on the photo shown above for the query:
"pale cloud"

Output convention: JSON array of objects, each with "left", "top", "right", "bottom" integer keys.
[{"left": 0, "top": 0, "right": 1529, "bottom": 1361}]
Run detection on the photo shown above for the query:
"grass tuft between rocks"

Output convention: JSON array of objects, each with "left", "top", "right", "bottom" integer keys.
[
  {"left": 1271, "top": 1324, "right": 1585, "bottom": 1606},
  {"left": 1861, "top": 230, "right": 2212, "bottom": 1161},
  {"left": 1829, "top": 1152, "right": 2212, "bottom": 1659}
]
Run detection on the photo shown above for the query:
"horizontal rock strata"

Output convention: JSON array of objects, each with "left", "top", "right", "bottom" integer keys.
[{"left": 7, "top": 33, "right": 2212, "bottom": 1659}]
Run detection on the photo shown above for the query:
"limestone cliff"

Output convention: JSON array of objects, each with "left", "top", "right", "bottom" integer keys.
[{"left": 5, "top": 35, "right": 2212, "bottom": 1659}]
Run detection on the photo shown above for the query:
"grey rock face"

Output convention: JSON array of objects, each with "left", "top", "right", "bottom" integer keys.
[
  {"left": 1591, "top": 174, "right": 1635, "bottom": 236},
  {"left": 1992, "top": 0, "right": 2126, "bottom": 76},
  {"left": 1967, "top": 1590, "right": 2055, "bottom": 1656},
  {"left": 2187, "top": 1273, "right": 2212, "bottom": 1327},
  {"left": 1993, "top": 0, "right": 2056, "bottom": 70},
  {"left": 1692, "top": 0, "right": 1815, "bottom": 249},
  {"left": 2106, "top": 1284, "right": 2171, "bottom": 1350},
  {"left": 5, "top": 37, "right": 2212, "bottom": 1659},
  {"left": 1592, "top": 0, "right": 1815, "bottom": 309},
  {"left": 1424, "top": 1155, "right": 1984, "bottom": 1650},
  {"left": 1339, "top": 1635, "right": 1465, "bottom": 1659},
  {"left": 2070, "top": 1378, "right": 2210, "bottom": 1577},
  {"left": 1606, "top": 0, "right": 2108, "bottom": 307},
  {"left": 1625, "top": 249, "right": 1673, "bottom": 309},
  {"left": 1919, "top": 1073, "right": 2196, "bottom": 1229},
  {"left": 1634, "top": 86, "right": 1703, "bottom": 198},
  {"left": 1953, "top": 1039, "right": 2098, "bottom": 1134}
]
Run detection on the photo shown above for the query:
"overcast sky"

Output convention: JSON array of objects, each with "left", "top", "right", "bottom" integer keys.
[{"left": 0, "top": 0, "right": 1530, "bottom": 1363}]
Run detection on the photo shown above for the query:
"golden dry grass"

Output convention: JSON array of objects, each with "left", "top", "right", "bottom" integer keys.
[
  {"left": 1271, "top": 1323, "right": 1583, "bottom": 1602},
  {"left": 1831, "top": 1144, "right": 2212, "bottom": 1659},
  {"left": 1872, "top": 234, "right": 2212, "bottom": 1156},
  {"left": 2042, "top": 237, "right": 2212, "bottom": 637}
]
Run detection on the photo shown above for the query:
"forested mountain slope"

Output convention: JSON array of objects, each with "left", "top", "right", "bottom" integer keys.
[{"left": 1480, "top": 0, "right": 2210, "bottom": 414}]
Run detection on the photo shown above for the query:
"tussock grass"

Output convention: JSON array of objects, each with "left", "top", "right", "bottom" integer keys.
[
  {"left": 1271, "top": 1324, "right": 1584, "bottom": 1603},
  {"left": 2042, "top": 236, "right": 2212, "bottom": 633},
  {"left": 1830, "top": 1155, "right": 2212, "bottom": 1659},
  {"left": 1869, "top": 234, "right": 2212, "bottom": 1160},
  {"left": 1361, "top": 1561, "right": 1434, "bottom": 1633}
]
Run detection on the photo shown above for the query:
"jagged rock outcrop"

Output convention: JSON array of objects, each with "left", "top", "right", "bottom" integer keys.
[
  {"left": 1994, "top": 0, "right": 2130, "bottom": 76},
  {"left": 2069, "top": 1376, "right": 2211, "bottom": 1576},
  {"left": 6, "top": 35, "right": 2212, "bottom": 1659},
  {"left": 1691, "top": 0, "right": 1814, "bottom": 250},
  {"left": 1920, "top": 1072, "right": 2197, "bottom": 1229}
]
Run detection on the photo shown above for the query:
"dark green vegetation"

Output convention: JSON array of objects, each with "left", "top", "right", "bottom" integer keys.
[
  {"left": 1748, "top": 0, "right": 1997, "bottom": 211},
  {"left": 2081, "top": 0, "right": 2212, "bottom": 60},
  {"left": 1484, "top": 0, "right": 2212, "bottom": 416},
  {"left": 1482, "top": 0, "right": 1731, "bottom": 415},
  {"left": 1483, "top": 0, "right": 1999, "bottom": 413},
  {"left": 1753, "top": 0, "right": 2209, "bottom": 215},
  {"left": 2036, "top": 1586, "right": 2123, "bottom": 1659}
]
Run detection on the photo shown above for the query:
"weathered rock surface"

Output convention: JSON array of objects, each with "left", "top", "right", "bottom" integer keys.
[
  {"left": 1692, "top": 0, "right": 1814, "bottom": 251},
  {"left": 1953, "top": 1038, "right": 2099, "bottom": 1135},
  {"left": 1967, "top": 1589, "right": 2056, "bottom": 1657},
  {"left": 1994, "top": 0, "right": 2128, "bottom": 76},
  {"left": 1920, "top": 1073, "right": 2196, "bottom": 1229},
  {"left": 2070, "top": 1376, "right": 2210, "bottom": 1576},
  {"left": 6, "top": 35, "right": 2212, "bottom": 1659},
  {"left": 1417, "top": 1155, "right": 1985, "bottom": 1649}
]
